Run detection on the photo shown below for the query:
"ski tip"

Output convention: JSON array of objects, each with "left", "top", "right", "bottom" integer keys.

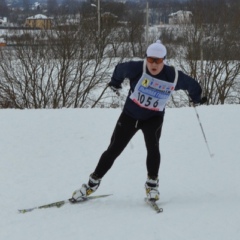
[
  {"left": 156, "top": 208, "right": 163, "bottom": 213},
  {"left": 18, "top": 209, "right": 33, "bottom": 214},
  {"left": 144, "top": 198, "right": 163, "bottom": 213}
]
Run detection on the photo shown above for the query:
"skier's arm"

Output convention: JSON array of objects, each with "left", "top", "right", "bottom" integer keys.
[
  {"left": 109, "top": 61, "right": 143, "bottom": 88},
  {"left": 175, "top": 71, "right": 203, "bottom": 104}
]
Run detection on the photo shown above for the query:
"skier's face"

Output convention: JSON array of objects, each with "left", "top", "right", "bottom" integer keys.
[{"left": 146, "top": 57, "right": 164, "bottom": 75}]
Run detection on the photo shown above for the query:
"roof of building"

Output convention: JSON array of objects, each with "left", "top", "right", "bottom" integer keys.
[
  {"left": 169, "top": 10, "right": 192, "bottom": 17},
  {"left": 27, "top": 14, "right": 53, "bottom": 20}
]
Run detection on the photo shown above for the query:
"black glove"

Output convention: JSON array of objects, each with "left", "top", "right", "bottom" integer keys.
[
  {"left": 108, "top": 82, "right": 122, "bottom": 96},
  {"left": 200, "top": 96, "right": 207, "bottom": 104},
  {"left": 192, "top": 96, "right": 207, "bottom": 106}
]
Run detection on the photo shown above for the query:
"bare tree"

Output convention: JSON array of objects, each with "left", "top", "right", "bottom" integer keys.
[
  {"left": 0, "top": 21, "right": 116, "bottom": 109},
  {"left": 0, "top": 0, "right": 9, "bottom": 17},
  {"left": 47, "top": 0, "right": 58, "bottom": 15},
  {"left": 168, "top": 0, "right": 240, "bottom": 105}
]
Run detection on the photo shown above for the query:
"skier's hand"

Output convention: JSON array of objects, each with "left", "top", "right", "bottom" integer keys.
[
  {"left": 192, "top": 96, "right": 207, "bottom": 106},
  {"left": 108, "top": 83, "right": 122, "bottom": 96},
  {"left": 200, "top": 96, "right": 207, "bottom": 104}
]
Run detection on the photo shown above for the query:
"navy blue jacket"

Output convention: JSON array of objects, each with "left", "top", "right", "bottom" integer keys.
[{"left": 110, "top": 60, "right": 202, "bottom": 120}]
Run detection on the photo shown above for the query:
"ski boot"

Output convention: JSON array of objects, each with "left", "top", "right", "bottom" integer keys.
[
  {"left": 145, "top": 176, "right": 160, "bottom": 201},
  {"left": 72, "top": 173, "right": 101, "bottom": 202}
]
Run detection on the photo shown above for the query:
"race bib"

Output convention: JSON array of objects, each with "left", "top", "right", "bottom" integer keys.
[{"left": 129, "top": 72, "right": 177, "bottom": 111}]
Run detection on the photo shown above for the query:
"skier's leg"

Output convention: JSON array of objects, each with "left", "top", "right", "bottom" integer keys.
[
  {"left": 141, "top": 115, "right": 163, "bottom": 201},
  {"left": 72, "top": 113, "right": 138, "bottom": 200},
  {"left": 72, "top": 113, "right": 138, "bottom": 201},
  {"left": 93, "top": 112, "right": 138, "bottom": 178},
  {"left": 141, "top": 115, "right": 163, "bottom": 178}
]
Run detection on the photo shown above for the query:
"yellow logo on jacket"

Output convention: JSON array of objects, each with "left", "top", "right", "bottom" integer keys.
[{"left": 141, "top": 78, "right": 150, "bottom": 87}]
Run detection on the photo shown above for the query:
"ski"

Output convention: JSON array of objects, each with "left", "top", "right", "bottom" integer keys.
[
  {"left": 145, "top": 198, "right": 163, "bottom": 213},
  {"left": 18, "top": 194, "right": 112, "bottom": 214}
]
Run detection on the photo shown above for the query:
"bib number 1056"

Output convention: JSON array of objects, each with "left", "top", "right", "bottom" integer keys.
[{"left": 138, "top": 93, "right": 159, "bottom": 108}]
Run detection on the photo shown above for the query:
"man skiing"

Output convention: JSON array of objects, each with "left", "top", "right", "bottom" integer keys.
[{"left": 72, "top": 40, "right": 206, "bottom": 202}]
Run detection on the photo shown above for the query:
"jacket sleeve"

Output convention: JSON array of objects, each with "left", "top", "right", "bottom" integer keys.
[
  {"left": 109, "top": 61, "right": 143, "bottom": 87},
  {"left": 175, "top": 70, "right": 202, "bottom": 103}
]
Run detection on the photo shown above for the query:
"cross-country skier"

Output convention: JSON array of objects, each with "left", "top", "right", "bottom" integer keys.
[{"left": 72, "top": 40, "right": 207, "bottom": 202}]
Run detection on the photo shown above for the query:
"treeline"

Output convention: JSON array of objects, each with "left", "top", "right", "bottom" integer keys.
[
  {"left": 0, "top": 0, "right": 239, "bottom": 108},
  {"left": 2, "top": 0, "right": 203, "bottom": 26}
]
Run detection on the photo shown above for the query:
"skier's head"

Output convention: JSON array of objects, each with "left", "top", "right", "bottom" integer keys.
[
  {"left": 146, "top": 40, "right": 166, "bottom": 75},
  {"left": 146, "top": 40, "right": 167, "bottom": 59}
]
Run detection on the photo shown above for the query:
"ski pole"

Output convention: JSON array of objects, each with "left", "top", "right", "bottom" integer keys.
[{"left": 193, "top": 105, "right": 214, "bottom": 158}]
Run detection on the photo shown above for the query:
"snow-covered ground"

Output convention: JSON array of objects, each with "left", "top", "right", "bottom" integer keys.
[{"left": 1, "top": 105, "right": 240, "bottom": 240}]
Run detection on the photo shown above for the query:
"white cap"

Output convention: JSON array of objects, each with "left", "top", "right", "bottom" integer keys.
[{"left": 146, "top": 40, "right": 167, "bottom": 58}]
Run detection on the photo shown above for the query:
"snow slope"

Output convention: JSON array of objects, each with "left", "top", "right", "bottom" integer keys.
[{"left": 1, "top": 105, "right": 240, "bottom": 240}]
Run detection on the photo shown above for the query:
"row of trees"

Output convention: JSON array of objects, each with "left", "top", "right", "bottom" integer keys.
[
  {"left": 0, "top": 0, "right": 239, "bottom": 109},
  {"left": 0, "top": 21, "right": 145, "bottom": 108},
  {"left": 163, "top": 0, "right": 240, "bottom": 105},
  {"left": 1, "top": 0, "right": 189, "bottom": 26}
]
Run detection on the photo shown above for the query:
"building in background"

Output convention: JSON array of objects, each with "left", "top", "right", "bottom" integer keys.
[
  {"left": 0, "top": 17, "right": 8, "bottom": 26},
  {"left": 168, "top": 10, "right": 192, "bottom": 25},
  {"left": 25, "top": 14, "right": 53, "bottom": 29},
  {"left": 0, "top": 37, "right": 6, "bottom": 47}
]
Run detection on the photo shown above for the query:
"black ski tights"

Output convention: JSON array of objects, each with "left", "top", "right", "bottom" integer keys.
[{"left": 93, "top": 112, "right": 163, "bottom": 178}]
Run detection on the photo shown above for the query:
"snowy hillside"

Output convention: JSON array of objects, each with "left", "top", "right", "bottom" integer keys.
[{"left": 1, "top": 105, "right": 240, "bottom": 240}]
